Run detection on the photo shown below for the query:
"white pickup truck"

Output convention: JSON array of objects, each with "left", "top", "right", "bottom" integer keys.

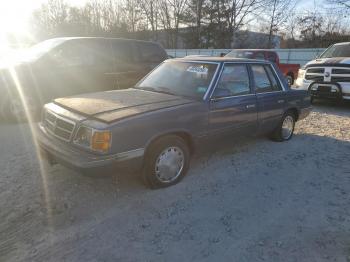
[{"left": 295, "top": 42, "right": 350, "bottom": 102}]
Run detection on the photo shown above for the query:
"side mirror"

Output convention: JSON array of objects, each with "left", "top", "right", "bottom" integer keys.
[{"left": 212, "top": 88, "right": 231, "bottom": 99}]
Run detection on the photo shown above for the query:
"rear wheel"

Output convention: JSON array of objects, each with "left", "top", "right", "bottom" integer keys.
[
  {"left": 142, "top": 135, "right": 190, "bottom": 189},
  {"left": 270, "top": 111, "right": 296, "bottom": 142}
]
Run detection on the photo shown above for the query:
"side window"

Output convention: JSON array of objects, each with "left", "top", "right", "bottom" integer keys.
[
  {"left": 213, "top": 64, "right": 250, "bottom": 97},
  {"left": 251, "top": 65, "right": 273, "bottom": 93},
  {"left": 51, "top": 40, "right": 111, "bottom": 69},
  {"left": 136, "top": 42, "right": 164, "bottom": 63},
  {"left": 52, "top": 41, "right": 92, "bottom": 67},
  {"left": 265, "top": 65, "right": 282, "bottom": 91},
  {"left": 112, "top": 41, "right": 132, "bottom": 65}
]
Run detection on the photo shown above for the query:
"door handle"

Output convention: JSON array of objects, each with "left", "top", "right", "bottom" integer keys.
[
  {"left": 277, "top": 99, "right": 285, "bottom": 104},
  {"left": 246, "top": 104, "right": 256, "bottom": 109}
]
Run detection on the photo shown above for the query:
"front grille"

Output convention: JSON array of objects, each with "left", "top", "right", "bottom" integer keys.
[
  {"left": 331, "top": 76, "right": 350, "bottom": 82},
  {"left": 44, "top": 110, "right": 76, "bottom": 141},
  {"left": 332, "top": 68, "right": 350, "bottom": 74},
  {"left": 331, "top": 67, "right": 350, "bottom": 82},
  {"left": 307, "top": 68, "right": 325, "bottom": 74},
  {"left": 305, "top": 75, "right": 324, "bottom": 82}
]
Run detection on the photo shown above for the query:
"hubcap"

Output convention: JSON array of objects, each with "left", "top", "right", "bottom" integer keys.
[
  {"left": 281, "top": 115, "right": 294, "bottom": 139},
  {"left": 155, "top": 146, "right": 184, "bottom": 183}
]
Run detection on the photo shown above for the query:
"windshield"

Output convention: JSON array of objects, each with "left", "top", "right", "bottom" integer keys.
[
  {"left": 136, "top": 61, "right": 218, "bottom": 99},
  {"left": 320, "top": 44, "right": 350, "bottom": 58},
  {"left": 18, "top": 38, "right": 66, "bottom": 62}
]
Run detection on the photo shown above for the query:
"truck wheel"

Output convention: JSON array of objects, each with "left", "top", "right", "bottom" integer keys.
[
  {"left": 142, "top": 135, "right": 190, "bottom": 189},
  {"left": 286, "top": 75, "right": 293, "bottom": 86},
  {"left": 270, "top": 111, "right": 296, "bottom": 142}
]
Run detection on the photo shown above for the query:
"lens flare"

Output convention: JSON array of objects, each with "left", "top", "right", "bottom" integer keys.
[{"left": 7, "top": 64, "right": 54, "bottom": 231}]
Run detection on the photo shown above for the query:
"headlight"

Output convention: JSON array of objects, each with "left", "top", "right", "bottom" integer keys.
[
  {"left": 297, "top": 69, "right": 306, "bottom": 79},
  {"left": 74, "top": 126, "right": 111, "bottom": 153}
]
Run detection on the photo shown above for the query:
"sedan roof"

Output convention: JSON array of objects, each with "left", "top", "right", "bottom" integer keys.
[{"left": 174, "top": 56, "right": 270, "bottom": 64}]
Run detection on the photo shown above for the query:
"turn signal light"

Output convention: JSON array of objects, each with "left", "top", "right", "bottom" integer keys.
[{"left": 92, "top": 131, "right": 111, "bottom": 153}]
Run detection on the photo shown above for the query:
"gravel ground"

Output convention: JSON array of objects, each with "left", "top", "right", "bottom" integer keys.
[{"left": 1, "top": 101, "right": 350, "bottom": 262}]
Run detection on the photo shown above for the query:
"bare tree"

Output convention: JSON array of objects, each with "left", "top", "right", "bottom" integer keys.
[
  {"left": 32, "top": 0, "right": 69, "bottom": 38},
  {"left": 139, "top": 0, "right": 160, "bottom": 39},
  {"left": 170, "top": 0, "right": 189, "bottom": 47},
  {"left": 225, "top": 0, "right": 265, "bottom": 48},
  {"left": 262, "top": 0, "right": 298, "bottom": 48},
  {"left": 121, "top": 0, "right": 142, "bottom": 33},
  {"left": 327, "top": 0, "right": 350, "bottom": 8},
  {"left": 184, "top": 0, "right": 205, "bottom": 47}
]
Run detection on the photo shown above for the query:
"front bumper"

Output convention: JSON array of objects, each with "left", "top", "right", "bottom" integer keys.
[
  {"left": 36, "top": 124, "right": 144, "bottom": 171},
  {"left": 295, "top": 79, "right": 350, "bottom": 100}
]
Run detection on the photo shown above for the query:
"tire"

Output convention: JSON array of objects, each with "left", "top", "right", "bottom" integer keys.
[
  {"left": 270, "top": 111, "right": 296, "bottom": 142},
  {"left": 286, "top": 75, "right": 293, "bottom": 87},
  {"left": 142, "top": 135, "right": 190, "bottom": 189}
]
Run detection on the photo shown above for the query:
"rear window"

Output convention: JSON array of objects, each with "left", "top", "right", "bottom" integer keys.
[
  {"left": 226, "top": 50, "right": 255, "bottom": 59},
  {"left": 225, "top": 50, "right": 265, "bottom": 60}
]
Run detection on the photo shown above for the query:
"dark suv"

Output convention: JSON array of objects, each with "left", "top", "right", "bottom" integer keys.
[{"left": 0, "top": 37, "right": 168, "bottom": 121}]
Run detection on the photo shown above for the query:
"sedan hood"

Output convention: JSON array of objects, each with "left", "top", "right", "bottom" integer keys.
[
  {"left": 305, "top": 57, "right": 350, "bottom": 68},
  {"left": 54, "top": 89, "right": 195, "bottom": 123}
]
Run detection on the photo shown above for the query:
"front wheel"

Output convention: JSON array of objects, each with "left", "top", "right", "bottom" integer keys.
[
  {"left": 270, "top": 112, "right": 296, "bottom": 142},
  {"left": 142, "top": 135, "right": 190, "bottom": 189},
  {"left": 286, "top": 75, "right": 293, "bottom": 86}
]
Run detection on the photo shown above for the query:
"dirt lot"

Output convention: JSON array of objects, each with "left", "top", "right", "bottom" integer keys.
[{"left": 1, "top": 101, "right": 350, "bottom": 262}]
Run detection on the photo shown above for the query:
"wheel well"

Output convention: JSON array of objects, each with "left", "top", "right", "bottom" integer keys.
[
  {"left": 286, "top": 72, "right": 294, "bottom": 79},
  {"left": 286, "top": 108, "right": 299, "bottom": 121},
  {"left": 146, "top": 132, "right": 195, "bottom": 155}
]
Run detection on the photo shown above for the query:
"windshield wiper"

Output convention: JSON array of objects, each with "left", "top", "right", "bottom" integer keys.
[{"left": 136, "top": 86, "right": 176, "bottom": 96}]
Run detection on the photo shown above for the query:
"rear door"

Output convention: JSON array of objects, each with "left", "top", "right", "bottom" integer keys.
[
  {"left": 209, "top": 63, "right": 258, "bottom": 135},
  {"left": 250, "top": 64, "right": 286, "bottom": 133}
]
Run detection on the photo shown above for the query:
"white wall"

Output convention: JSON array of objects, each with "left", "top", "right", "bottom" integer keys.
[{"left": 166, "top": 48, "right": 326, "bottom": 66}]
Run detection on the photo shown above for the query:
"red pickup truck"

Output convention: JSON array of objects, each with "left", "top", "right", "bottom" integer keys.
[{"left": 225, "top": 49, "right": 300, "bottom": 86}]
